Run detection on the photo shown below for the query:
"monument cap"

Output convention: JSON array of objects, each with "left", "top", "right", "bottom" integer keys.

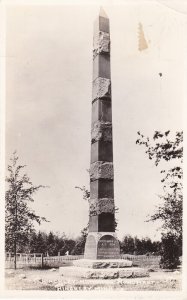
[{"left": 99, "top": 7, "right": 108, "bottom": 19}]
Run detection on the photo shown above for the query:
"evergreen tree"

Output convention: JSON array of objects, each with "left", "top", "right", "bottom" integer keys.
[
  {"left": 29, "top": 231, "right": 38, "bottom": 253},
  {"left": 121, "top": 235, "right": 135, "bottom": 254},
  {"left": 35, "top": 231, "right": 47, "bottom": 254}
]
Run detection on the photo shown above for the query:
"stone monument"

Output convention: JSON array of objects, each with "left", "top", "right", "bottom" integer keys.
[
  {"left": 84, "top": 7, "right": 120, "bottom": 260},
  {"left": 59, "top": 8, "right": 149, "bottom": 280}
]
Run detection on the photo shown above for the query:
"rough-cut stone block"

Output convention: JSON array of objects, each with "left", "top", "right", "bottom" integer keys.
[
  {"left": 90, "top": 179, "right": 114, "bottom": 199},
  {"left": 91, "top": 121, "right": 112, "bottom": 143},
  {"left": 93, "top": 31, "right": 110, "bottom": 58},
  {"left": 73, "top": 259, "right": 132, "bottom": 269},
  {"left": 118, "top": 268, "right": 149, "bottom": 278},
  {"left": 91, "top": 141, "right": 113, "bottom": 163},
  {"left": 59, "top": 267, "right": 118, "bottom": 279},
  {"left": 59, "top": 267, "right": 149, "bottom": 279},
  {"left": 92, "top": 99, "right": 112, "bottom": 124},
  {"left": 93, "top": 55, "right": 110, "bottom": 81},
  {"left": 92, "top": 77, "right": 111, "bottom": 101},
  {"left": 90, "top": 161, "right": 113, "bottom": 181},
  {"left": 89, "top": 198, "right": 115, "bottom": 216}
]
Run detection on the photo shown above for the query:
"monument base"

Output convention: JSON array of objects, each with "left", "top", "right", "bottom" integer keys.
[
  {"left": 59, "top": 265, "right": 149, "bottom": 279},
  {"left": 84, "top": 232, "right": 120, "bottom": 259},
  {"left": 59, "top": 258, "right": 149, "bottom": 279},
  {"left": 73, "top": 258, "right": 132, "bottom": 268}
]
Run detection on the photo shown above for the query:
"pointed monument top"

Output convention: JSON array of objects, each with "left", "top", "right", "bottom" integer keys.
[
  {"left": 99, "top": 7, "right": 108, "bottom": 18},
  {"left": 94, "top": 6, "right": 109, "bottom": 33}
]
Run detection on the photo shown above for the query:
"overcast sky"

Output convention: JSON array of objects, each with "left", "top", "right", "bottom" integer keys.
[{"left": 6, "top": 1, "right": 185, "bottom": 241}]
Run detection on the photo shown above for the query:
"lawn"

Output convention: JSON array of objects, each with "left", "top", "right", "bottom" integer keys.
[{"left": 5, "top": 267, "right": 182, "bottom": 291}]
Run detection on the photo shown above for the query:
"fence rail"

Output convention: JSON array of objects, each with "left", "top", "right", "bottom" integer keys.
[
  {"left": 5, "top": 253, "right": 161, "bottom": 269},
  {"left": 43, "top": 255, "right": 83, "bottom": 261},
  {"left": 121, "top": 254, "right": 161, "bottom": 260},
  {"left": 5, "top": 254, "right": 84, "bottom": 269}
]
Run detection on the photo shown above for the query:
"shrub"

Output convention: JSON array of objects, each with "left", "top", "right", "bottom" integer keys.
[{"left": 159, "top": 233, "right": 181, "bottom": 269}]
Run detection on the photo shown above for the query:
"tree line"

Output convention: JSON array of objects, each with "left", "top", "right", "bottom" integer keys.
[
  {"left": 6, "top": 229, "right": 86, "bottom": 256},
  {"left": 6, "top": 228, "right": 163, "bottom": 257},
  {"left": 5, "top": 130, "right": 183, "bottom": 269}
]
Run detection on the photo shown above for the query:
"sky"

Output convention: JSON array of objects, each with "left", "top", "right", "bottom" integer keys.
[{"left": 5, "top": 0, "right": 185, "bottom": 241}]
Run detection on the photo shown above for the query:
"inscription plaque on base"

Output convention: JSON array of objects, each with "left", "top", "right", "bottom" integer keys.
[{"left": 97, "top": 235, "right": 120, "bottom": 259}]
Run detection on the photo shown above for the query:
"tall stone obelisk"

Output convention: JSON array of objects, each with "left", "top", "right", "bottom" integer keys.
[
  {"left": 59, "top": 9, "right": 149, "bottom": 278},
  {"left": 84, "top": 8, "right": 120, "bottom": 259}
]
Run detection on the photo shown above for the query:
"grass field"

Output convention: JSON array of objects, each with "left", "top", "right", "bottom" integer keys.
[{"left": 5, "top": 266, "right": 182, "bottom": 291}]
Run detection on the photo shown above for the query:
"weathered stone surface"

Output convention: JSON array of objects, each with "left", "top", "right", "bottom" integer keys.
[
  {"left": 59, "top": 267, "right": 117, "bottom": 279},
  {"left": 90, "top": 161, "right": 113, "bottom": 181},
  {"left": 86, "top": 269, "right": 118, "bottom": 279},
  {"left": 118, "top": 268, "right": 149, "bottom": 278},
  {"left": 84, "top": 235, "right": 97, "bottom": 259},
  {"left": 92, "top": 99, "right": 112, "bottom": 124},
  {"left": 94, "top": 14, "right": 110, "bottom": 36},
  {"left": 93, "top": 31, "right": 110, "bottom": 58},
  {"left": 85, "top": 9, "right": 117, "bottom": 260},
  {"left": 87, "top": 232, "right": 118, "bottom": 243},
  {"left": 91, "top": 121, "right": 112, "bottom": 143},
  {"left": 88, "top": 215, "right": 98, "bottom": 232},
  {"left": 92, "top": 77, "right": 111, "bottom": 100},
  {"left": 91, "top": 141, "right": 113, "bottom": 163},
  {"left": 93, "top": 54, "right": 110, "bottom": 81},
  {"left": 89, "top": 198, "right": 115, "bottom": 216},
  {"left": 73, "top": 259, "right": 132, "bottom": 269},
  {"left": 90, "top": 179, "right": 114, "bottom": 199},
  {"left": 84, "top": 232, "right": 122, "bottom": 259},
  {"left": 59, "top": 267, "right": 149, "bottom": 279}
]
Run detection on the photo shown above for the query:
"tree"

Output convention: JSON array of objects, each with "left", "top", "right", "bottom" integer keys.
[
  {"left": 28, "top": 230, "right": 38, "bottom": 253},
  {"left": 136, "top": 131, "right": 183, "bottom": 268},
  {"left": 46, "top": 231, "right": 55, "bottom": 255},
  {"left": 29, "top": 231, "right": 47, "bottom": 254},
  {"left": 159, "top": 233, "right": 180, "bottom": 269},
  {"left": 121, "top": 235, "right": 161, "bottom": 255},
  {"left": 46, "top": 231, "right": 64, "bottom": 256},
  {"left": 5, "top": 152, "right": 48, "bottom": 269},
  {"left": 75, "top": 185, "right": 90, "bottom": 201},
  {"left": 121, "top": 235, "right": 135, "bottom": 254},
  {"left": 71, "top": 226, "right": 88, "bottom": 255},
  {"left": 64, "top": 238, "right": 76, "bottom": 255}
]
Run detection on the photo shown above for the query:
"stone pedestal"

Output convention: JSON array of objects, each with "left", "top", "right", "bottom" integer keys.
[
  {"left": 84, "top": 232, "right": 120, "bottom": 259},
  {"left": 73, "top": 259, "right": 133, "bottom": 269},
  {"left": 59, "top": 259, "right": 149, "bottom": 279}
]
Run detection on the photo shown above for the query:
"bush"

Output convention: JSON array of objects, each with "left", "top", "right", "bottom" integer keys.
[{"left": 159, "top": 233, "right": 181, "bottom": 269}]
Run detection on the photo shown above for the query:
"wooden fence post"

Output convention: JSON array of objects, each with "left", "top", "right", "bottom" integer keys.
[{"left": 41, "top": 254, "right": 44, "bottom": 268}]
